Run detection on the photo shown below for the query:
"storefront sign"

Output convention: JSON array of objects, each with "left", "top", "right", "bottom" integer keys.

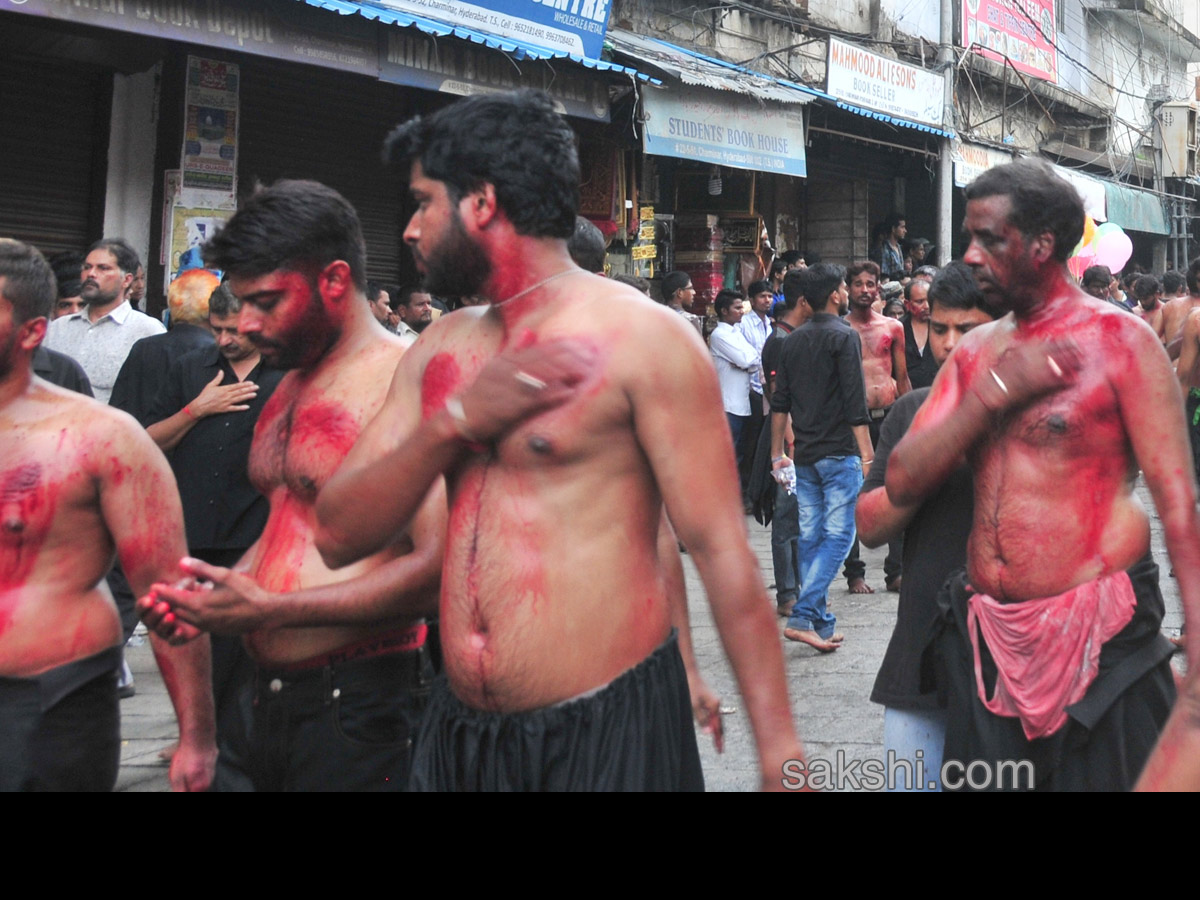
[
  {"left": 642, "top": 85, "right": 807, "bottom": 178},
  {"left": 3, "top": 0, "right": 379, "bottom": 75},
  {"left": 631, "top": 244, "right": 657, "bottom": 260},
  {"left": 951, "top": 139, "right": 1014, "bottom": 187},
  {"left": 826, "top": 39, "right": 943, "bottom": 128},
  {"left": 374, "top": 0, "right": 610, "bottom": 59},
  {"left": 962, "top": 0, "right": 1058, "bottom": 84},
  {"left": 380, "top": 31, "right": 609, "bottom": 120},
  {"left": 181, "top": 56, "right": 239, "bottom": 206}
]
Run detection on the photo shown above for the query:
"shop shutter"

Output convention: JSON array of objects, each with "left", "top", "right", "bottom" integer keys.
[
  {"left": 237, "top": 57, "right": 416, "bottom": 285},
  {"left": 0, "top": 54, "right": 106, "bottom": 256}
]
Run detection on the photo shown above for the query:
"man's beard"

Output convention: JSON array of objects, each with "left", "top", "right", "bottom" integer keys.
[
  {"left": 420, "top": 210, "right": 491, "bottom": 300},
  {"left": 81, "top": 281, "right": 120, "bottom": 308}
]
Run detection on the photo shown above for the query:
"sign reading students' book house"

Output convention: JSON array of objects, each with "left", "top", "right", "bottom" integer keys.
[{"left": 642, "top": 85, "right": 807, "bottom": 178}]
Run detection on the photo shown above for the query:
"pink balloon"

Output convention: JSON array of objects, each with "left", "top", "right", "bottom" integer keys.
[
  {"left": 1093, "top": 231, "right": 1133, "bottom": 273},
  {"left": 1068, "top": 250, "right": 1098, "bottom": 280}
]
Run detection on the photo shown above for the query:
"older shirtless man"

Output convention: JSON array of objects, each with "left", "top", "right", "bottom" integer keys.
[
  {"left": 0, "top": 239, "right": 214, "bottom": 791},
  {"left": 1160, "top": 257, "right": 1200, "bottom": 360},
  {"left": 844, "top": 260, "right": 910, "bottom": 594},
  {"left": 141, "top": 181, "right": 445, "bottom": 792},
  {"left": 316, "top": 90, "right": 804, "bottom": 791},
  {"left": 886, "top": 160, "right": 1196, "bottom": 790}
]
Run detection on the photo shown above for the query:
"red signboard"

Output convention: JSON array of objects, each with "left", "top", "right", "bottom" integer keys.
[{"left": 962, "top": 0, "right": 1058, "bottom": 84}]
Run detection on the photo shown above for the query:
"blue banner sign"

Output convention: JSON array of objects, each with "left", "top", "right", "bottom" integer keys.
[
  {"left": 642, "top": 85, "right": 807, "bottom": 178},
  {"left": 374, "top": 0, "right": 610, "bottom": 59}
]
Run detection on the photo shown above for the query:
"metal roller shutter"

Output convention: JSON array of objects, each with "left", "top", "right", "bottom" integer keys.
[
  {"left": 237, "top": 57, "right": 419, "bottom": 284},
  {"left": 0, "top": 54, "right": 107, "bottom": 256}
]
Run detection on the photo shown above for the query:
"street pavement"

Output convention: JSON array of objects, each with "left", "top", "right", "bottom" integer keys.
[{"left": 117, "top": 480, "right": 1185, "bottom": 791}]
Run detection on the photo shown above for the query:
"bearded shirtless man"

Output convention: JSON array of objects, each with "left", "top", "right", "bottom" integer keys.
[
  {"left": 1159, "top": 257, "right": 1200, "bottom": 360},
  {"left": 844, "top": 260, "right": 910, "bottom": 593},
  {"left": 0, "top": 239, "right": 215, "bottom": 791},
  {"left": 886, "top": 160, "right": 1197, "bottom": 790},
  {"left": 141, "top": 181, "right": 445, "bottom": 792},
  {"left": 316, "top": 90, "right": 804, "bottom": 791}
]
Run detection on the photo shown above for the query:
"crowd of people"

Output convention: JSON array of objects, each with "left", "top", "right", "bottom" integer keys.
[{"left": 4, "top": 89, "right": 1200, "bottom": 791}]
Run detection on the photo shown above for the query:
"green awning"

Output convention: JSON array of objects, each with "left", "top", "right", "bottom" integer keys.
[{"left": 1103, "top": 182, "right": 1170, "bottom": 235}]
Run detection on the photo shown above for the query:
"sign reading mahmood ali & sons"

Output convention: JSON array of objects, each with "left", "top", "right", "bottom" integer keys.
[
  {"left": 374, "top": 0, "right": 611, "bottom": 60},
  {"left": 826, "top": 38, "right": 943, "bottom": 129}
]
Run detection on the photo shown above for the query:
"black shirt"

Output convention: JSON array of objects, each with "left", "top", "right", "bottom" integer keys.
[
  {"left": 862, "top": 388, "right": 974, "bottom": 710},
  {"left": 770, "top": 312, "right": 870, "bottom": 466},
  {"left": 145, "top": 345, "right": 284, "bottom": 552},
  {"left": 760, "top": 321, "right": 793, "bottom": 397},
  {"left": 110, "top": 323, "right": 214, "bottom": 424},
  {"left": 902, "top": 314, "right": 938, "bottom": 390},
  {"left": 33, "top": 346, "right": 92, "bottom": 396}
]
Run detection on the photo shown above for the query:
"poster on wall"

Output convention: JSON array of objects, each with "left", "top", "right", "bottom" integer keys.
[
  {"left": 962, "top": 0, "right": 1058, "bottom": 84},
  {"left": 181, "top": 56, "right": 239, "bottom": 209},
  {"left": 168, "top": 206, "right": 235, "bottom": 289}
]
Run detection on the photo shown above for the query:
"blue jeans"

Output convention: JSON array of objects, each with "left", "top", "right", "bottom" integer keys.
[
  {"left": 787, "top": 455, "right": 863, "bottom": 639},
  {"left": 883, "top": 707, "right": 946, "bottom": 792},
  {"left": 771, "top": 482, "right": 799, "bottom": 606}
]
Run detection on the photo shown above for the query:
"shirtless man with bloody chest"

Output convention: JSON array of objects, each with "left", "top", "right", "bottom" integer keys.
[
  {"left": 844, "top": 260, "right": 910, "bottom": 594},
  {"left": 0, "top": 239, "right": 215, "bottom": 791},
  {"left": 141, "top": 181, "right": 445, "bottom": 791},
  {"left": 316, "top": 90, "right": 804, "bottom": 791},
  {"left": 886, "top": 160, "right": 1198, "bottom": 789}
]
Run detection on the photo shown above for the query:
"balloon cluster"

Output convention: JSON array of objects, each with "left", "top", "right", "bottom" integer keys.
[{"left": 1068, "top": 217, "right": 1133, "bottom": 279}]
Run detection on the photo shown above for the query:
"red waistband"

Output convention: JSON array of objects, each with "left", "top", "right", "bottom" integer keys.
[{"left": 271, "top": 623, "right": 427, "bottom": 674}]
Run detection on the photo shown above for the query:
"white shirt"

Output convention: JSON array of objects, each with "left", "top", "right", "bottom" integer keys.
[
  {"left": 736, "top": 310, "right": 771, "bottom": 394},
  {"left": 45, "top": 301, "right": 166, "bottom": 403},
  {"left": 709, "top": 321, "right": 759, "bottom": 416}
]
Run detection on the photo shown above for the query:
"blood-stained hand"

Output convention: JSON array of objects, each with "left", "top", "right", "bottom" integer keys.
[
  {"left": 150, "top": 556, "right": 272, "bottom": 635},
  {"left": 138, "top": 576, "right": 204, "bottom": 645},
  {"left": 454, "top": 339, "right": 598, "bottom": 442},
  {"left": 687, "top": 672, "right": 725, "bottom": 753},
  {"left": 169, "top": 737, "right": 217, "bottom": 792},
  {"left": 973, "top": 337, "right": 1084, "bottom": 412}
]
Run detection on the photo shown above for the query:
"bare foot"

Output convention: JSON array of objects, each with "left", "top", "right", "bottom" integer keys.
[
  {"left": 847, "top": 578, "right": 874, "bottom": 594},
  {"left": 784, "top": 628, "right": 844, "bottom": 653},
  {"left": 157, "top": 741, "right": 179, "bottom": 764},
  {"left": 1170, "top": 631, "right": 1186, "bottom": 652},
  {"left": 886, "top": 575, "right": 902, "bottom": 592},
  {"left": 777, "top": 599, "right": 796, "bottom": 618}
]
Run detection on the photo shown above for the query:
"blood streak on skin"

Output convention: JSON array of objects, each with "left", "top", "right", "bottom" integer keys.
[
  {"left": 0, "top": 463, "right": 53, "bottom": 634},
  {"left": 251, "top": 490, "right": 309, "bottom": 593},
  {"left": 421, "top": 353, "right": 461, "bottom": 422}
]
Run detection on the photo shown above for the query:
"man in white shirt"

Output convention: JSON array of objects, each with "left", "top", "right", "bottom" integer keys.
[
  {"left": 736, "top": 278, "right": 773, "bottom": 499},
  {"left": 44, "top": 239, "right": 165, "bottom": 404},
  {"left": 710, "top": 288, "right": 759, "bottom": 467}
]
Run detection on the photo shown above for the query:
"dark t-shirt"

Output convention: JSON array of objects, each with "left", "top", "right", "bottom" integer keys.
[
  {"left": 770, "top": 313, "right": 870, "bottom": 466},
  {"left": 902, "top": 314, "right": 938, "bottom": 390},
  {"left": 862, "top": 387, "right": 974, "bottom": 710}
]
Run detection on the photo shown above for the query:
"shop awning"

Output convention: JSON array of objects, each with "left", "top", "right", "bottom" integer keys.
[
  {"left": 606, "top": 30, "right": 818, "bottom": 104},
  {"left": 832, "top": 100, "right": 955, "bottom": 138},
  {"left": 298, "top": 0, "right": 656, "bottom": 81},
  {"left": 1104, "top": 181, "right": 1170, "bottom": 235}
]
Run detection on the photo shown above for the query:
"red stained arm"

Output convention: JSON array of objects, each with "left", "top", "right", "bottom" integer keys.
[
  {"left": 890, "top": 319, "right": 912, "bottom": 397},
  {"left": 98, "top": 415, "right": 216, "bottom": 790},
  {"left": 315, "top": 339, "right": 462, "bottom": 570},
  {"left": 1135, "top": 669, "right": 1200, "bottom": 791},
  {"left": 632, "top": 309, "right": 803, "bottom": 789},
  {"left": 885, "top": 351, "right": 986, "bottom": 507},
  {"left": 1111, "top": 321, "right": 1200, "bottom": 675}
]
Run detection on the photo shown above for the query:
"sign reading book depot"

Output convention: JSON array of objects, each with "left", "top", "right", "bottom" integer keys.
[
  {"left": 375, "top": 0, "right": 611, "bottom": 59},
  {"left": 642, "top": 85, "right": 807, "bottom": 178},
  {"left": 826, "top": 38, "right": 943, "bottom": 129}
]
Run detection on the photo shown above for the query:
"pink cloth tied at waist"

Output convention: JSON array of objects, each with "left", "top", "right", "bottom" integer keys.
[{"left": 967, "top": 570, "right": 1137, "bottom": 740}]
